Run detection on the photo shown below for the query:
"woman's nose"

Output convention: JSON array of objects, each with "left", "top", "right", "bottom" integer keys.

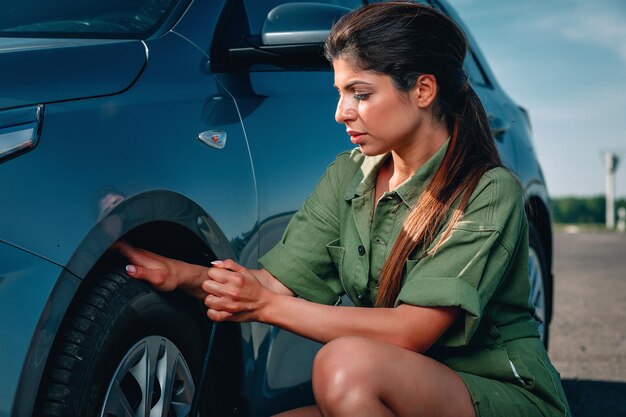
[{"left": 335, "top": 97, "right": 356, "bottom": 124}]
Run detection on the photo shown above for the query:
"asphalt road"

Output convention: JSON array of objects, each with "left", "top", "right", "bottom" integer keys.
[{"left": 549, "top": 230, "right": 626, "bottom": 417}]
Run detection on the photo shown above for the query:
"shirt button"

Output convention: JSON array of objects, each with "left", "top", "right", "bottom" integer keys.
[{"left": 358, "top": 245, "right": 366, "bottom": 256}]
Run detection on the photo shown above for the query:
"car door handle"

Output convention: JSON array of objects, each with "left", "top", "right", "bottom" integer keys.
[
  {"left": 488, "top": 114, "right": 510, "bottom": 140},
  {"left": 0, "top": 104, "right": 44, "bottom": 161}
]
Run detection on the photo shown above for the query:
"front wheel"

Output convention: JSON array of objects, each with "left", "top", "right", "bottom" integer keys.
[
  {"left": 36, "top": 269, "right": 211, "bottom": 417},
  {"left": 528, "top": 224, "right": 552, "bottom": 348}
]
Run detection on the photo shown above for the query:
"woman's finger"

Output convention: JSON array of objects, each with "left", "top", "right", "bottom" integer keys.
[
  {"left": 125, "top": 264, "right": 156, "bottom": 283},
  {"left": 114, "top": 241, "right": 144, "bottom": 261},
  {"left": 207, "top": 266, "right": 244, "bottom": 286},
  {"left": 204, "top": 294, "right": 242, "bottom": 313},
  {"left": 128, "top": 264, "right": 163, "bottom": 284},
  {"left": 114, "top": 241, "right": 164, "bottom": 268},
  {"left": 125, "top": 264, "right": 143, "bottom": 277},
  {"left": 211, "top": 259, "right": 246, "bottom": 272},
  {"left": 206, "top": 308, "right": 233, "bottom": 322},
  {"left": 201, "top": 279, "right": 226, "bottom": 297},
  {"left": 125, "top": 262, "right": 173, "bottom": 291}
]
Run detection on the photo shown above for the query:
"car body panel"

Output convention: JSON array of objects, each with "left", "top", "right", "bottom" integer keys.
[
  {"left": 0, "top": 241, "right": 79, "bottom": 417},
  {"left": 0, "top": 30, "right": 257, "bottom": 272},
  {"left": 0, "top": 38, "right": 147, "bottom": 110}
]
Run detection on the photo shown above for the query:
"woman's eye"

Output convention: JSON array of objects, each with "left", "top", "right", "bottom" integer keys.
[{"left": 353, "top": 93, "right": 370, "bottom": 101}]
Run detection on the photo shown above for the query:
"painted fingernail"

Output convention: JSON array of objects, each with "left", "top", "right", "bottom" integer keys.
[
  {"left": 211, "top": 260, "right": 223, "bottom": 266},
  {"left": 126, "top": 265, "right": 137, "bottom": 274}
]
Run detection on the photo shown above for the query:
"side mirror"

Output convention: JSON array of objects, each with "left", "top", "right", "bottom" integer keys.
[
  {"left": 261, "top": 3, "right": 350, "bottom": 46},
  {"left": 227, "top": 3, "right": 351, "bottom": 69}
]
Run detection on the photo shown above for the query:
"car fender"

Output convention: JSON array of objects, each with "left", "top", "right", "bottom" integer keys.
[{"left": 7, "top": 190, "right": 244, "bottom": 417}]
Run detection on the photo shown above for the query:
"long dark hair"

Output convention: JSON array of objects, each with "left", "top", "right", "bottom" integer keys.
[{"left": 324, "top": 2, "right": 503, "bottom": 308}]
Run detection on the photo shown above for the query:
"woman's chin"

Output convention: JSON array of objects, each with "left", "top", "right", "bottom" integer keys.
[{"left": 357, "top": 144, "right": 387, "bottom": 157}]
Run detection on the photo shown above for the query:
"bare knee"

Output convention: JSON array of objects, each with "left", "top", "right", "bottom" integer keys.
[
  {"left": 311, "top": 337, "right": 475, "bottom": 417},
  {"left": 312, "top": 336, "right": 377, "bottom": 389},
  {"left": 312, "top": 337, "right": 383, "bottom": 415}
]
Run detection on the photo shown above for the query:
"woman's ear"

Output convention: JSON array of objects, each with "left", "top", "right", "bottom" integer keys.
[{"left": 412, "top": 74, "right": 438, "bottom": 108}]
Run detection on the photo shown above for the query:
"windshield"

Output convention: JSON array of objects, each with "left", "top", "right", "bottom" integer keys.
[{"left": 0, "top": 0, "right": 190, "bottom": 39}]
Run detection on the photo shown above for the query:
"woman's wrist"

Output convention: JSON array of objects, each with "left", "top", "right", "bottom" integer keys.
[
  {"left": 256, "top": 289, "right": 282, "bottom": 324},
  {"left": 175, "top": 261, "right": 210, "bottom": 300}
]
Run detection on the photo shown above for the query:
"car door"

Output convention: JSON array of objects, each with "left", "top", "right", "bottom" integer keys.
[{"left": 210, "top": 1, "right": 363, "bottom": 414}]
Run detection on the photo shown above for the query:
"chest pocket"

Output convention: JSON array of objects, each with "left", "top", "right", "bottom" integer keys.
[
  {"left": 403, "top": 258, "right": 421, "bottom": 285},
  {"left": 326, "top": 238, "right": 345, "bottom": 282}
]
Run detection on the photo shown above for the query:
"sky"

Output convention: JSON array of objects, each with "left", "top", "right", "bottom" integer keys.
[{"left": 446, "top": 0, "right": 626, "bottom": 198}]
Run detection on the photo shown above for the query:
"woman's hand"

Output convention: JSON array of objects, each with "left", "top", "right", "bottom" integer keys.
[
  {"left": 203, "top": 259, "right": 275, "bottom": 323},
  {"left": 113, "top": 241, "right": 208, "bottom": 299}
]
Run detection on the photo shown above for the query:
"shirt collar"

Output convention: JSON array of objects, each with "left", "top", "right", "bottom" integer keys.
[{"left": 343, "top": 139, "right": 449, "bottom": 208}]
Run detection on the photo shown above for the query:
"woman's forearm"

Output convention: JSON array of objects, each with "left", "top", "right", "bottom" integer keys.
[
  {"left": 173, "top": 261, "right": 212, "bottom": 300},
  {"left": 202, "top": 261, "right": 457, "bottom": 352},
  {"left": 261, "top": 294, "right": 459, "bottom": 353},
  {"left": 250, "top": 268, "right": 296, "bottom": 296}
]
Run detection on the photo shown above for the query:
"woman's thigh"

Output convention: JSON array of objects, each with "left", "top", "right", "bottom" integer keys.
[{"left": 311, "top": 336, "right": 476, "bottom": 417}]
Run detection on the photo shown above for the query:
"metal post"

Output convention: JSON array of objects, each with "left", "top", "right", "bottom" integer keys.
[
  {"left": 618, "top": 207, "right": 626, "bottom": 233},
  {"left": 605, "top": 152, "right": 619, "bottom": 229}
]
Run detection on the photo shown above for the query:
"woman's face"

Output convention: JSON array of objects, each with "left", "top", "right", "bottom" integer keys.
[{"left": 333, "top": 58, "right": 425, "bottom": 156}]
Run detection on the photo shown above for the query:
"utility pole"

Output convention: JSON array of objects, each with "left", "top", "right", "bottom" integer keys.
[{"left": 605, "top": 152, "right": 620, "bottom": 229}]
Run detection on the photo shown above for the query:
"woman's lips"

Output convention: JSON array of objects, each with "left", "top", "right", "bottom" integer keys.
[{"left": 347, "top": 130, "right": 367, "bottom": 144}]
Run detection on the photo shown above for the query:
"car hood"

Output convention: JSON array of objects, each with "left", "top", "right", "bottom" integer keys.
[{"left": 0, "top": 38, "right": 147, "bottom": 110}]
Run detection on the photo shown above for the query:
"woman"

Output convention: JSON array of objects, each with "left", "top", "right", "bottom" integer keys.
[{"left": 117, "top": 3, "right": 570, "bottom": 416}]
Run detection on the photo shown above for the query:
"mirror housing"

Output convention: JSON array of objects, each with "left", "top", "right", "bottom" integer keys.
[
  {"left": 261, "top": 3, "right": 349, "bottom": 45},
  {"left": 226, "top": 3, "right": 351, "bottom": 70}
]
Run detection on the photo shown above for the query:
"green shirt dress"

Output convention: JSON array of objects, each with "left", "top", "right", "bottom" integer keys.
[{"left": 259, "top": 142, "right": 570, "bottom": 417}]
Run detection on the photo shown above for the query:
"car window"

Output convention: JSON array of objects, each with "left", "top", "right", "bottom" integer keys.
[
  {"left": 243, "top": 0, "right": 364, "bottom": 35},
  {"left": 0, "top": 0, "right": 190, "bottom": 39}
]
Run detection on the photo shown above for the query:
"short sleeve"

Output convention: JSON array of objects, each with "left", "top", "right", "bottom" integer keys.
[
  {"left": 395, "top": 168, "right": 526, "bottom": 346},
  {"left": 259, "top": 155, "right": 352, "bottom": 305}
]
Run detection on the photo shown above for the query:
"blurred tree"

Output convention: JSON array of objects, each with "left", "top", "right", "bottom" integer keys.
[{"left": 550, "top": 196, "right": 626, "bottom": 224}]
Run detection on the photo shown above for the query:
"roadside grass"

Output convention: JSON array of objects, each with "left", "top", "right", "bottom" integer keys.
[{"left": 553, "top": 223, "right": 624, "bottom": 233}]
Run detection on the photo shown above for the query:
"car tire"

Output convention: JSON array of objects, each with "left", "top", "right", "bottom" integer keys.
[
  {"left": 36, "top": 269, "right": 211, "bottom": 417},
  {"left": 528, "top": 224, "right": 552, "bottom": 348}
]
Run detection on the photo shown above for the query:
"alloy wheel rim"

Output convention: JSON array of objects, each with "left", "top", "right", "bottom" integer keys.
[
  {"left": 528, "top": 246, "right": 546, "bottom": 341},
  {"left": 100, "top": 335, "right": 195, "bottom": 417}
]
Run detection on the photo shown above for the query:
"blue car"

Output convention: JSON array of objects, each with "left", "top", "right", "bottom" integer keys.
[{"left": 0, "top": 0, "right": 554, "bottom": 416}]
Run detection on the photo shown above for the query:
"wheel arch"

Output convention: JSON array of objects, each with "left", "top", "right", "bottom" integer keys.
[
  {"left": 16, "top": 191, "right": 249, "bottom": 417},
  {"left": 65, "top": 190, "right": 238, "bottom": 279}
]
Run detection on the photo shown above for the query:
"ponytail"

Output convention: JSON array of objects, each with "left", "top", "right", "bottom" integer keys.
[{"left": 376, "top": 85, "right": 501, "bottom": 307}]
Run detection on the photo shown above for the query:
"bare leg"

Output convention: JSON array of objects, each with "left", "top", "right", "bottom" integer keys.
[{"left": 311, "top": 336, "right": 476, "bottom": 417}]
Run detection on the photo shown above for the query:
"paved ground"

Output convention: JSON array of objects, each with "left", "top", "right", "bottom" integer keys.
[{"left": 549, "top": 231, "right": 626, "bottom": 416}]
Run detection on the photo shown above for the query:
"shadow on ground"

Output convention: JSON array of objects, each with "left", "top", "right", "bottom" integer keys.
[{"left": 562, "top": 379, "right": 626, "bottom": 416}]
